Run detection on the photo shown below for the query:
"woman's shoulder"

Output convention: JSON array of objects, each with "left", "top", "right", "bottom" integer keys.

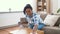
[{"left": 33, "top": 13, "right": 40, "bottom": 18}]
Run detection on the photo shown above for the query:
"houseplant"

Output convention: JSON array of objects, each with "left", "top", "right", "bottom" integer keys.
[{"left": 57, "top": 8, "right": 60, "bottom": 13}]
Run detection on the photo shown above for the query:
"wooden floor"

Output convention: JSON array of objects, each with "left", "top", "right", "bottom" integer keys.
[
  {"left": 0, "top": 26, "right": 44, "bottom": 34},
  {"left": 0, "top": 26, "right": 20, "bottom": 34}
]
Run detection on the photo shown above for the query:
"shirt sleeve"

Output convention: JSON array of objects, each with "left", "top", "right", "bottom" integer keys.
[
  {"left": 34, "top": 15, "right": 43, "bottom": 25},
  {"left": 33, "top": 15, "right": 40, "bottom": 25},
  {"left": 39, "top": 15, "right": 44, "bottom": 23}
]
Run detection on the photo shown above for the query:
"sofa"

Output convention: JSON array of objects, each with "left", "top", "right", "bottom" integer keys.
[
  {"left": 40, "top": 13, "right": 60, "bottom": 34},
  {"left": 19, "top": 13, "right": 60, "bottom": 34}
]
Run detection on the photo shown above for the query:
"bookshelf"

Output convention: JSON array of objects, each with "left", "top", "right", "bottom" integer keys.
[{"left": 37, "top": 0, "right": 50, "bottom": 14}]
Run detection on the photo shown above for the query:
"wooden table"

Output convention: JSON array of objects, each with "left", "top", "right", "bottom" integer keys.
[{"left": 9, "top": 28, "right": 44, "bottom": 34}]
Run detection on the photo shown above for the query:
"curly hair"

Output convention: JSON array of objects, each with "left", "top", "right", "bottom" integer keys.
[{"left": 23, "top": 4, "right": 33, "bottom": 14}]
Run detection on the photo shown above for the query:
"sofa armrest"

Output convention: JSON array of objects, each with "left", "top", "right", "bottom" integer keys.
[{"left": 43, "top": 26, "right": 60, "bottom": 34}]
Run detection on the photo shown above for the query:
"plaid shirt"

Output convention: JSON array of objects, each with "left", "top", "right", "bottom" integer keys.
[{"left": 26, "top": 13, "right": 43, "bottom": 25}]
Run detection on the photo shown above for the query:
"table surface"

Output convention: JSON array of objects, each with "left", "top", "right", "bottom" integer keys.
[{"left": 9, "top": 28, "right": 44, "bottom": 34}]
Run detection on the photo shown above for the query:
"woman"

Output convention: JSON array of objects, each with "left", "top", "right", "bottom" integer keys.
[{"left": 23, "top": 4, "right": 45, "bottom": 34}]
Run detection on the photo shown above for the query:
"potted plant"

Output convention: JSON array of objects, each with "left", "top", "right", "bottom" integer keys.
[{"left": 57, "top": 8, "right": 60, "bottom": 13}]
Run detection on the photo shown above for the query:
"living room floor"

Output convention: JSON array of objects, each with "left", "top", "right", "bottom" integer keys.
[{"left": 0, "top": 26, "right": 20, "bottom": 34}]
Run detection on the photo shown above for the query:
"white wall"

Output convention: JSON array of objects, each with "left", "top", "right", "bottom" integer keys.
[
  {"left": 0, "top": 0, "right": 37, "bottom": 12},
  {"left": 50, "top": 0, "right": 58, "bottom": 14},
  {"left": 58, "top": 0, "right": 60, "bottom": 8},
  {"left": 0, "top": 13, "right": 25, "bottom": 27}
]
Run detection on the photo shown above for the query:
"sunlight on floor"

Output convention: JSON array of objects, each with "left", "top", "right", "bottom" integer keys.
[
  {"left": 10, "top": 29, "right": 27, "bottom": 34},
  {"left": 10, "top": 29, "right": 38, "bottom": 34}
]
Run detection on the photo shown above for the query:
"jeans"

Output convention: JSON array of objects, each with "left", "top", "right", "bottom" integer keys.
[{"left": 29, "top": 23, "right": 45, "bottom": 30}]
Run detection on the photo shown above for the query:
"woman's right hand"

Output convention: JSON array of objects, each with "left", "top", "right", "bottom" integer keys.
[
  {"left": 32, "top": 27, "right": 36, "bottom": 34},
  {"left": 32, "top": 31, "right": 35, "bottom": 34},
  {"left": 32, "top": 24, "right": 38, "bottom": 34}
]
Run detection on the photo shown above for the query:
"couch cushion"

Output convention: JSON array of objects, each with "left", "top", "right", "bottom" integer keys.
[
  {"left": 43, "top": 26, "right": 60, "bottom": 34},
  {"left": 43, "top": 15, "right": 59, "bottom": 26},
  {"left": 54, "top": 17, "right": 60, "bottom": 26},
  {"left": 37, "top": 12, "right": 47, "bottom": 20},
  {"left": 40, "top": 13, "right": 47, "bottom": 21}
]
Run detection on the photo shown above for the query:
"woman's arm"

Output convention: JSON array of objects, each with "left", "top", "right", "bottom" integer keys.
[{"left": 32, "top": 24, "right": 38, "bottom": 34}]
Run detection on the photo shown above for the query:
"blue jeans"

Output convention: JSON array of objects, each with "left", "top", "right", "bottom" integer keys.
[{"left": 29, "top": 23, "right": 45, "bottom": 30}]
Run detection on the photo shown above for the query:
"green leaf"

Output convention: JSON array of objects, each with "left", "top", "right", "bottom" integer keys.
[{"left": 57, "top": 8, "right": 60, "bottom": 13}]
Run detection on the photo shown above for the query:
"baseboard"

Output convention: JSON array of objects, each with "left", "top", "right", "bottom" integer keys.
[{"left": 0, "top": 24, "right": 18, "bottom": 29}]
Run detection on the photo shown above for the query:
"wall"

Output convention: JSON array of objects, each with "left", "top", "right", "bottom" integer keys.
[
  {"left": 58, "top": 0, "right": 60, "bottom": 8},
  {"left": 0, "top": 12, "right": 25, "bottom": 27},
  {"left": 50, "top": 0, "right": 58, "bottom": 14},
  {"left": 0, "top": 0, "right": 37, "bottom": 12}
]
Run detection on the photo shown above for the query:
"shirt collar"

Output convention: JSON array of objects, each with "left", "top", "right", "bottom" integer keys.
[
  {"left": 26, "top": 13, "right": 33, "bottom": 18},
  {"left": 26, "top": 13, "right": 36, "bottom": 18}
]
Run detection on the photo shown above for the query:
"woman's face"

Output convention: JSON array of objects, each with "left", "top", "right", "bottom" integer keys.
[{"left": 25, "top": 8, "right": 32, "bottom": 16}]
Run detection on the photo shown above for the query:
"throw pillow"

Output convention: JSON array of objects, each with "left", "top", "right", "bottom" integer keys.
[{"left": 43, "top": 15, "right": 59, "bottom": 26}]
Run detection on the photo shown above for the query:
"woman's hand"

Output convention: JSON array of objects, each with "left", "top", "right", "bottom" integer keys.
[{"left": 32, "top": 24, "right": 38, "bottom": 34}]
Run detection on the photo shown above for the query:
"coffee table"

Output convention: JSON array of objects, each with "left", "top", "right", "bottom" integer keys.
[{"left": 9, "top": 28, "right": 44, "bottom": 34}]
